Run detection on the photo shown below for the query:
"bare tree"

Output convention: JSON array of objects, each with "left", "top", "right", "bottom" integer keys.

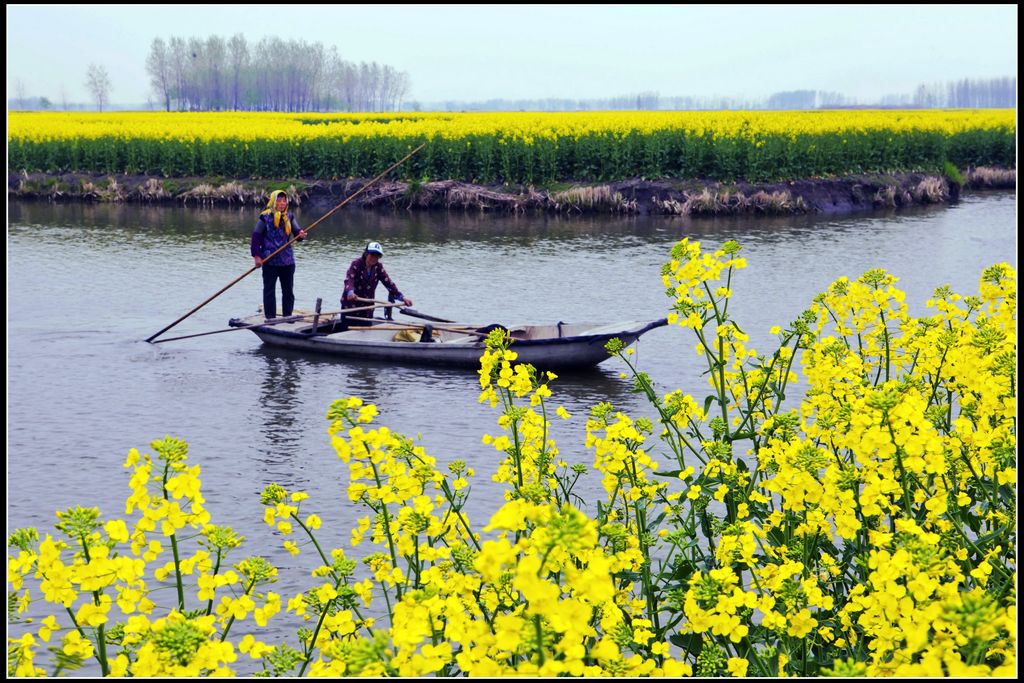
[
  {"left": 85, "top": 64, "right": 112, "bottom": 111},
  {"left": 186, "top": 36, "right": 206, "bottom": 110},
  {"left": 913, "top": 82, "right": 943, "bottom": 108},
  {"left": 320, "top": 46, "right": 342, "bottom": 110},
  {"left": 283, "top": 40, "right": 304, "bottom": 111},
  {"left": 340, "top": 61, "right": 358, "bottom": 111},
  {"left": 358, "top": 62, "right": 379, "bottom": 112},
  {"left": 14, "top": 79, "right": 28, "bottom": 109},
  {"left": 396, "top": 72, "right": 411, "bottom": 111},
  {"left": 255, "top": 37, "right": 288, "bottom": 111},
  {"left": 227, "top": 33, "right": 249, "bottom": 110},
  {"left": 372, "top": 63, "right": 387, "bottom": 111},
  {"left": 206, "top": 35, "right": 227, "bottom": 110},
  {"left": 169, "top": 37, "right": 188, "bottom": 110},
  {"left": 379, "top": 67, "right": 410, "bottom": 111},
  {"left": 146, "top": 38, "right": 174, "bottom": 111},
  {"left": 306, "top": 42, "right": 325, "bottom": 111},
  {"left": 253, "top": 38, "right": 272, "bottom": 110},
  {"left": 380, "top": 66, "right": 397, "bottom": 111}
]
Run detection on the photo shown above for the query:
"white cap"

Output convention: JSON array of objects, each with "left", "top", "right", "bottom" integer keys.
[{"left": 366, "top": 241, "right": 384, "bottom": 255}]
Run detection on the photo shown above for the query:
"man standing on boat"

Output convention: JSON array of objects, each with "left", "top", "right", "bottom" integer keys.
[
  {"left": 342, "top": 242, "right": 412, "bottom": 325},
  {"left": 252, "top": 190, "right": 307, "bottom": 320}
]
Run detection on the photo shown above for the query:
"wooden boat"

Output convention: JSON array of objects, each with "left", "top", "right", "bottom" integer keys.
[{"left": 228, "top": 311, "right": 668, "bottom": 369}]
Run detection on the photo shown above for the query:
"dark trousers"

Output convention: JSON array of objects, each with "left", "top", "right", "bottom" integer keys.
[
  {"left": 340, "top": 303, "right": 373, "bottom": 328},
  {"left": 262, "top": 264, "right": 296, "bottom": 319}
]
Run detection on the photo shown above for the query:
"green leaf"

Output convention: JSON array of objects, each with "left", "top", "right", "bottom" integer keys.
[
  {"left": 965, "top": 511, "right": 982, "bottom": 535},
  {"left": 669, "top": 633, "right": 704, "bottom": 659},
  {"left": 766, "top": 527, "right": 788, "bottom": 547},
  {"left": 661, "top": 559, "right": 697, "bottom": 583}
]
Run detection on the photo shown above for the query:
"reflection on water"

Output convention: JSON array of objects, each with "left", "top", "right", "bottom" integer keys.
[
  {"left": 8, "top": 196, "right": 952, "bottom": 247},
  {"left": 6, "top": 194, "right": 1015, "bottom": 672},
  {"left": 255, "top": 353, "right": 304, "bottom": 469}
]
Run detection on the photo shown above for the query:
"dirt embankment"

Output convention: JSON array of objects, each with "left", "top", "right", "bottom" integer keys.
[{"left": 8, "top": 168, "right": 1015, "bottom": 216}]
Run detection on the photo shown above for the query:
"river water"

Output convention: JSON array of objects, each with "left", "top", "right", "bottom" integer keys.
[{"left": 6, "top": 193, "right": 1016, "bottom": 664}]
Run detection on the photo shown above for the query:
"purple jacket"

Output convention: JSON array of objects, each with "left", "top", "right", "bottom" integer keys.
[
  {"left": 342, "top": 257, "right": 403, "bottom": 308},
  {"left": 251, "top": 211, "right": 303, "bottom": 267}
]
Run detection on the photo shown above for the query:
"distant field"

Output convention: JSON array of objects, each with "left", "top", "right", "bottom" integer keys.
[{"left": 7, "top": 110, "right": 1016, "bottom": 184}]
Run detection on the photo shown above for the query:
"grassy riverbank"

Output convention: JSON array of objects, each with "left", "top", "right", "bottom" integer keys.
[{"left": 7, "top": 167, "right": 1015, "bottom": 216}]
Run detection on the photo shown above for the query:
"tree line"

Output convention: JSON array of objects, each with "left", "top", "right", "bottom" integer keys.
[
  {"left": 880, "top": 77, "right": 1017, "bottom": 109},
  {"left": 145, "top": 35, "right": 410, "bottom": 112},
  {"left": 414, "top": 79, "right": 1015, "bottom": 112},
  {"left": 7, "top": 61, "right": 1016, "bottom": 113}
]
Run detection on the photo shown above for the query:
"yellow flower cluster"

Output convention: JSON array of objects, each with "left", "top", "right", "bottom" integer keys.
[
  {"left": 292, "top": 337, "right": 695, "bottom": 676},
  {"left": 642, "top": 238, "right": 1015, "bottom": 676},
  {"left": 6, "top": 438, "right": 277, "bottom": 676}
]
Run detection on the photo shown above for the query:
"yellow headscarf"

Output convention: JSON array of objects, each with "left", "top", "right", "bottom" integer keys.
[{"left": 261, "top": 190, "right": 293, "bottom": 236}]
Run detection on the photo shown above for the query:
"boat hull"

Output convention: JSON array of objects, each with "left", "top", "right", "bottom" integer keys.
[
  {"left": 231, "top": 316, "right": 668, "bottom": 369},
  {"left": 252, "top": 327, "right": 652, "bottom": 369}
]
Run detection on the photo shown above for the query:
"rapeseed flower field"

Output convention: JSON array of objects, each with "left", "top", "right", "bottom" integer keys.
[{"left": 8, "top": 110, "right": 1015, "bottom": 183}]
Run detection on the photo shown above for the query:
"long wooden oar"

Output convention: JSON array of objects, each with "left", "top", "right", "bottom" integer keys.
[
  {"left": 342, "top": 317, "right": 489, "bottom": 338},
  {"left": 354, "top": 297, "right": 457, "bottom": 323},
  {"left": 400, "top": 307, "right": 458, "bottom": 324},
  {"left": 354, "top": 298, "right": 507, "bottom": 336},
  {"left": 346, "top": 326, "right": 489, "bottom": 339},
  {"left": 145, "top": 143, "right": 427, "bottom": 343},
  {"left": 150, "top": 302, "right": 399, "bottom": 344}
]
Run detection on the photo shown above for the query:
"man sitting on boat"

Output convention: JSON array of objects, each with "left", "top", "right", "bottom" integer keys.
[{"left": 342, "top": 241, "right": 413, "bottom": 326}]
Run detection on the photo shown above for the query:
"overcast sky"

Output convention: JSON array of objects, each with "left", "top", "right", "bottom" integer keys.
[{"left": 7, "top": 4, "right": 1018, "bottom": 105}]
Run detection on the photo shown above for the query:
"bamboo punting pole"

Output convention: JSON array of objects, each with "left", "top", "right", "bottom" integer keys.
[{"left": 150, "top": 302, "right": 401, "bottom": 344}]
